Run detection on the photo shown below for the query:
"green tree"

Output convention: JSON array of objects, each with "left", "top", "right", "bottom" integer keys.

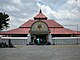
[{"left": 0, "top": 12, "right": 10, "bottom": 31}]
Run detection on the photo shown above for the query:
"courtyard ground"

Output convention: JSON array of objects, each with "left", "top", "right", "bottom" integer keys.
[{"left": 0, "top": 45, "right": 80, "bottom": 60}]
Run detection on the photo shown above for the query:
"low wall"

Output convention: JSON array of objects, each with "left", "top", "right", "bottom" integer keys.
[
  {"left": 52, "top": 37, "right": 80, "bottom": 45},
  {"left": 0, "top": 37, "right": 80, "bottom": 45},
  {"left": 0, "top": 37, "right": 28, "bottom": 45}
]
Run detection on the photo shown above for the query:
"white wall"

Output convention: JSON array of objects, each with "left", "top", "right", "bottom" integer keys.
[
  {"left": 0, "top": 37, "right": 28, "bottom": 45},
  {"left": 0, "top": 37, "right": 80, "bottom": 45},
  {"left": 52, "top": 37, "right": 80, "bottom": 45}
]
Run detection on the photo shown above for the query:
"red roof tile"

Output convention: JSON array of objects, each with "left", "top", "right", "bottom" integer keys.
[
  {"left": 34, "top": 13, "right": 47, "bottom": 19},
  {"left": 0, "top": 27, "right": 80, "bottom": 35},
  {"left": 49, "top": 28, "right": 78, "bottom": 34},
  {"left": 0, "top": 28, "right": 30, "bottom": 34},
  {"left": 20, "top": 20, "right": 63, "bottom": 28}
]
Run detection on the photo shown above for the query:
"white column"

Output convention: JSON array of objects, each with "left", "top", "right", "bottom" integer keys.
[
  {"left": 27, "top": 34, "right": 31, "bottom": 44},
  {"left": 48, "top": 34, "right": 53, "bottom": 44},
  {"left": 0, "top": 35, "right": 2, "bottom": 43}
]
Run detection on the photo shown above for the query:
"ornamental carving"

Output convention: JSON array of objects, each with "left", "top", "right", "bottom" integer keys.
[{"left": 30, "top": 21, "right": 50, "bottom": 34}]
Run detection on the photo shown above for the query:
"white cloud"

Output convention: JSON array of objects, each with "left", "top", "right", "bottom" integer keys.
[
  {"left": 2, "top": 5, "right": 20, "bottom": 12},
  {"left": 12, "top": 0, "right": 21, "bottom": 4},
  {"left": 37, "top": 2, "right": 80, "bottom": 31},
  {"left": 8, "top": 16, "right": 28, "bottom": 30},
  {"left": 37, "top": 0, "right": 80, "bottom": 20},
  {"left": 0, "top": 0, "right": 80, "bottom": 31},
  {"left": 37, "top": 2, "right": 71, "bottom": 19}
]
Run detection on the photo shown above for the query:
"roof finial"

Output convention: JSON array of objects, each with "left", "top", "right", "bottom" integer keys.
[{"left": 39, "top": 9, "right": 42, "bottom": 13}]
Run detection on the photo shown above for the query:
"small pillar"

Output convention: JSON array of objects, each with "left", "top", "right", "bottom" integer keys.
[
  {"left": 27, "top": 34, "right": 31, "bottom": 45},
  {"left": 48, "top": 34, "right": 53, "bottom": 44}
]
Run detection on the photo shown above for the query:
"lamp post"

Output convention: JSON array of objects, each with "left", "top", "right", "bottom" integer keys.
[{"left": 77, "top": 25, "right": 78, "bottom": 45}]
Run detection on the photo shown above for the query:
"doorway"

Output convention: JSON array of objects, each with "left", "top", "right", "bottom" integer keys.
[{"left": 31, "top": 34, "right": 48, "bottom": 45}]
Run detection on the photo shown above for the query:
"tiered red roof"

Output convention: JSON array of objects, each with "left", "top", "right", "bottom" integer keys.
[
  {"left": 0, "top": 10, "right": 80, "bottom": 35},
  {"left": 49, "top": 28, "right": 78, "bottom": 34},
  {"left": 0, "top": 20, "right": 80, "bottom": 34},
  {"left": 20, "top": 20, "right": 63, "bottom": 28},
  {"left": 0, "top": 28, "right": 30, "bottom": 34}
]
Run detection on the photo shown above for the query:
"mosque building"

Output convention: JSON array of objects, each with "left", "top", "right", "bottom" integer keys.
[{"left": 0, "top": 10, "right": 80, "bottom": 45}]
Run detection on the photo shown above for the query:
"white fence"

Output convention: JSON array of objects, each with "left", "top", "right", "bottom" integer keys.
[
  {"left": 0, "top": 37, "right": 80, "bottom": 45},
  {"left": 52, "top": 37, "right": 80, "bottom": 45},
  {"left": 0, "top": 37, "right": 28, "bottom": 45}
]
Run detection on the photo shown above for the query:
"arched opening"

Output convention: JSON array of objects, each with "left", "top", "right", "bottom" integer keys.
[{"left": 30, "top": 21, "right": 50, "bottom": 45}]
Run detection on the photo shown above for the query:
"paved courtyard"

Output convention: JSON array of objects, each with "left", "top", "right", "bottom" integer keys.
[{"left": 0, "top": 45, "right": 80, "bottom": 60}]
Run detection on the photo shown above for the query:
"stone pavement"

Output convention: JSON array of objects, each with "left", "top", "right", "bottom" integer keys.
[{"left": 0, "top": 45, "right": 80, "bottom": 60}]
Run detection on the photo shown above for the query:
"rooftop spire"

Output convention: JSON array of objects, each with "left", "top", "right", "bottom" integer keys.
[
  {"left": 34, "top": 9, "right": 47, "bottom": 20},
  {"left": 39, "top": 9, "right": 42, "bottom": 13}
]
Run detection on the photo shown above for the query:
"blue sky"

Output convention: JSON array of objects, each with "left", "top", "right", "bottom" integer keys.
[{"left": 0, "top": 0, "right": 80, "bottom": 31}]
